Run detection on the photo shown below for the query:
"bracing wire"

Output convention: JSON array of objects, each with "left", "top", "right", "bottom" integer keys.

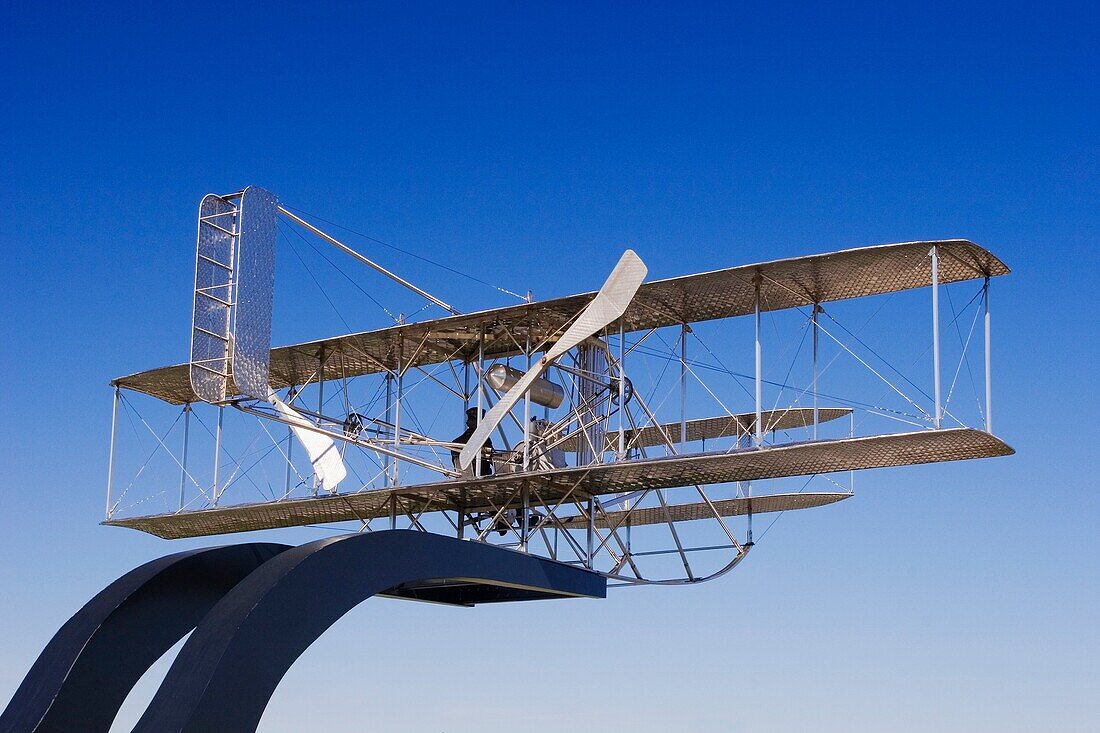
[
  {"left": 633, "top": 337, "right": 924, "bottom": 420},
  {"left": 278, "top": 220, "right": 398, "bottom": 323},
  {"left": 850, "top": 283, "right": 985, "bottom": 436},
  {"left": 945, "top": 284, "right": 986, "bottom": 422},
  {"left": 281, "top": 204, "right": 529, "bottom": 302},
  {"left": 821, "top": 310, "right": 935, "bottom": 405},
  {"left": 757, "top": 283, "right": 989, "bottom": 545},
  {"left": 278, "top": 225, "right": 357, "bottom": 332}
]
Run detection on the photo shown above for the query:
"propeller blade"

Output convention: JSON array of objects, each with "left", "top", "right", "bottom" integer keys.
[
  {"left": 270, "top": 393, "right": 347, "bottom": 491},
  {"left": 459, "top": 250, "right": 646, "bottom": 470}
]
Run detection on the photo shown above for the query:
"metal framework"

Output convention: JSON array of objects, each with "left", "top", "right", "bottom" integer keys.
[{"left": 101, "top": 187, "right": 1013, "bottom": 586}]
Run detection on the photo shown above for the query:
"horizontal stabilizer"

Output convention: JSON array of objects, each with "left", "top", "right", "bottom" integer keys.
[{"left": 558, "top": 408, "right": 853, "bottom": 452}]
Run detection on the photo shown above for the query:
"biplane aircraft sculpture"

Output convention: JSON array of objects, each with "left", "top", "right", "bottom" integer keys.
[
  {"left": 97, "top": 184, "right": 1013, "bottom": 581},
  {"left": 1, "top": 184, "right": 1014, "bottom": 732}
]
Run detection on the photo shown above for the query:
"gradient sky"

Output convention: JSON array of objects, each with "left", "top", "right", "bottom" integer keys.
[{"left": 1, "top": 2, "right": 1097, "bottom": 731}]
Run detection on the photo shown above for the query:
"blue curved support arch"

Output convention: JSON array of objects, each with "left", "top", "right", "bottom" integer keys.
[
  {"left": 133, "top": 530, "right": 605, "bottom": 733},
  {"left": 0, "top": 543, "right": 289, "bottom": 733}
]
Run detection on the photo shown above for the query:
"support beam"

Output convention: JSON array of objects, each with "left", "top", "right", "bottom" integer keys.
[
  {"left": 283, "top": 387, "right": 294, "bottom": 499},
  {"left": 392, "top": 342, "right": 403, "bottom": 487},
  {"left": 126, "top": 532, "right": 603, "bottom": 733},
  {"left": 754, "top": 275, "right": 763, "bottom": 447},
  {"left": 523, "top": 331, "right": 531, "bottom": 471},
  {"left": 475, "top": 328, "right": 485, "bottom": 477},
  {"left": 984, "top": 276, "right": 992, "bottom": 433},
  {"left": 314, "top": 355, "right": 324, "bottom": 497},
  {"left": 460, "top": 361, "right": 470, "bottom": 540},
  {"left": 618, "top": 321, "right": 626, "bottom": 460},
  {"left": 931, "top": 246, "right": 942, "bottom": 428},
  {"left": 179, "top": 403, "right": 191, "bottom": 511},
  {"left": 750, "top": 275, "right": 764, "bottom": 544},
  {"left": 212, "top": 406, "right": 224, "bottom": 506},
  {"left": 383, "top": 375, "right": 393, "bottom": 481},
  {"left": 0, "top": 544, "right": 290, "bottom": 733},
  {"left": 521, "top": 331, "right": 531, "bottom": 552},
  {"left": 106, "top": 387, "right": 120, "bottom": 520},
  {"left": 812, "top": 305, "right": 820, "bottom": 440},
  {"left": 680, "top": 323, "right": 688, "bottom": 451},
  {"left": 849, "top": 410, "right": 856, "bottom": 492},
  {"left": 746, "top": 495, "right": 753, "bottom": 545},
  {"left": 463, "top": 360, "right": 471, "bottom": 412},
  {"left": 277, "top": 207, "right": 459, "bottom": 316},
  {"left": 586, "top": 498, "right": 595, "bottom": 568},
  {"left": 520, "top": 484, "right": 530, "bottom": 552}
]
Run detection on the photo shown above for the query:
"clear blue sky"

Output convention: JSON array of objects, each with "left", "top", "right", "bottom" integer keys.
[{"left": 1, "top": 2, "right": 1097, "bottom": 731}]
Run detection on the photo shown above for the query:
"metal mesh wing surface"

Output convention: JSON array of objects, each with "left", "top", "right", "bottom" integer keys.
[
  {"left": 105, "top": 428, "right": 1011, "bottom": 539},
  {"left": 231, "top": 186, "right": 278, "bottom": 400},
  {"left": 121, "top": 240, "right": 1009, "bottom": 406}
]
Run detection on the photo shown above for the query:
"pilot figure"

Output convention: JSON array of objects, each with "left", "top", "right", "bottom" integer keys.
[{"left": 452, "top": 407, "right": 494, "bottom": 477}]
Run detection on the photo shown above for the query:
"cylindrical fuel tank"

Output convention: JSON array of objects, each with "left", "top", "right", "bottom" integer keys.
[{"left": 485, "top": 364, "right": 564, "bottom": 409}]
